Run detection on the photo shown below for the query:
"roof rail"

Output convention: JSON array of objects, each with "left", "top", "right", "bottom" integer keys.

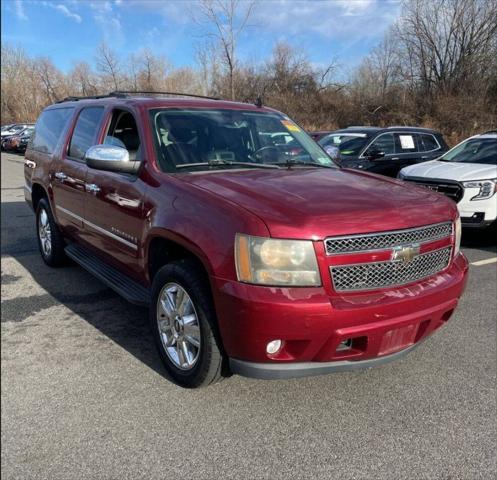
[
  {"left": 110, "top": 90, "right": 221, "bottom": 101},
  {"left": 386, "top": 126, "right": 430, "bottom": 130},
  {"left": 346, "top": 125, "right": 374, "bottom": 128},
  {"left": 482, "top": 130, "right": 497, "bottom": 134},
  {"left": 55, "top": 92, "right": 127, "bottom": 103},
  {"left": 55, "top": 90, "right": 221, "bottom": 104}
]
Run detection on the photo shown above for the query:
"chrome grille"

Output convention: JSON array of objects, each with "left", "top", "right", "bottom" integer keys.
[
  {"left": 325, "top": 222, "right": 452, "bottom": 255},
  {"left": 330, "top": 247, "right": 452, "bottom": 292},
  {"left": 405, "top": 178, "right": 463, "bottom": 203}
]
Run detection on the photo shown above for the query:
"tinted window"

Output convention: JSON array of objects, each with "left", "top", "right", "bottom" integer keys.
[
  {"left": 31, "top": 108, "right": 74, "bottom": 154},
  {"left": 69, "top": 107, "right": 105, "bottom": 160},
  {"left": 369, "top": 133, "right": 395, "bottom": 155},
  {"left": 395, "top": 133, "right": 418, "bottom": 152},
  {"left": 419, "top": 134, "right": 439, "bottom": 151}
]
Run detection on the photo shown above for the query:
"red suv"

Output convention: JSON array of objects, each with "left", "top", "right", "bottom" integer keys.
[{"left": 24, "top": 92, "right": 468, "bottom": 388}]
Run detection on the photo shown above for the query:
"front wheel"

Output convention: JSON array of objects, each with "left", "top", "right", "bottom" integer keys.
[{"left": 150, "top": 260, "right": 226, "bottom": 388}]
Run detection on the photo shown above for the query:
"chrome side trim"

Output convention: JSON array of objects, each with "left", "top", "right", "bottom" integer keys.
[
  {"left": 55, "top": 205, "right": 138, "bottom": 250},
  {"left": 56, "top": 205, "right": 83, "bottom": 222}
]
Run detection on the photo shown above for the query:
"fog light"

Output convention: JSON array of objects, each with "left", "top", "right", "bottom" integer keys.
[{"left": 266, "top": 339, "right": 282, "bottom": 355}]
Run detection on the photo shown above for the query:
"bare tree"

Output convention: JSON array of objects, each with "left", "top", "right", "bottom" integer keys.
[
  {"left": 69, "top": 62, "right": 98, "bottom": 97},
  {"left": 96, "top": 42, "right": 122, "bottom": 91},
  {"left": 395, "top": 0, "right": 497, "bottom": 96},
  {"left": 194, "top": 0, "right": 256, "bottom": 100}
]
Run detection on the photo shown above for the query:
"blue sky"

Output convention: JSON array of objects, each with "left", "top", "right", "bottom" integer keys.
[{"left": 2, "top": 0, "right": 401, "bottom": 74}]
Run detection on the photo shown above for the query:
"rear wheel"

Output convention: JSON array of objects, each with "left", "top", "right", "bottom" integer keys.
[
  {"left": 36, "top": 198, "right": 66, "bottom": 267},
  {"left": 150, "top": 260, "right": 226, "bottom": 388}
]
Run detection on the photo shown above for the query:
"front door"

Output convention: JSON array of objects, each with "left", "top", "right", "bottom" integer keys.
[{"left": 83, "top": 108, "right": 147, "bottom": 280}]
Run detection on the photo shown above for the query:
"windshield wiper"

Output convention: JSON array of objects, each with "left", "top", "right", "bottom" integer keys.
[
  {"left": 270, "top": 159, "right": 335, "bottom": 169},
  {"left": 176, "top": 159, "right": 281, "bottom": 170}
]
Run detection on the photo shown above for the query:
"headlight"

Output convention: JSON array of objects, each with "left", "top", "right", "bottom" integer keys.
[
  {"left": 235, "top": 234, "right": 321, "bottom": 286},
  {"left": 462, "top": 179, "right": 496, "bottom": 200},
  {"left": 397, "top": 171, "right": 406, "bottom": 180},
  {"left": 454, "top": 216, "right": 461, "bottom": 256}
]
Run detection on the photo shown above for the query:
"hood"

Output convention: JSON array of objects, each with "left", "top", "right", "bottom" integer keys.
[
  {"left": 402, "top": 160, "right": 497, "bottom": 182},
  {"left": 178, "top": 168, "right": 457, "bottom": 239}
]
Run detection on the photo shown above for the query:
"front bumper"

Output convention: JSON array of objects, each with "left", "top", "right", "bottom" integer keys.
[
  {"left": 212, "top": 253, "right": 469, "bottom": 378},
  {"left": 230, "top": 340, "right": 423, "bottom": 379}
]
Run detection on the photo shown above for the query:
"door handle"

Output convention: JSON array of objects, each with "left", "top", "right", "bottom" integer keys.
[
  {"left": 86, "top": 183, "right": 101, "bottom": 194},
  {"left": 54, "top": 171, "right": 67, "bottom": 181},
  {"left": 391, "top": 157, "right": 399, "bottom": 161},
  {"left": 421, "top": 156, "right": 428, "bottom": 160}
]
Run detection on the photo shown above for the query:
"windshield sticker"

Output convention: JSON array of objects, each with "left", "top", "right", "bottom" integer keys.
[
  {"left": 281, "top": 120, "right": 301, "bottom": 132},
  {"left": 399, "top": 135, "right": 415, "bottom": 149}
]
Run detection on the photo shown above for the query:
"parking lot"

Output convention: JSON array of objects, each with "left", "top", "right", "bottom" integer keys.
[{"left": 1, "top": 151, "right": 496, "bottom": 479}]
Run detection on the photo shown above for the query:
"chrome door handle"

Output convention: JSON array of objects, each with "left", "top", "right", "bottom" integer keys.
[
  {"left": 391, "top": 157, "right": 399, "bottom": 161},
  {"left": 86, "top": 183, "right": 101, "bottom": 194},
  {"left": 54, "top": 171, "right": 67, "bottom": 180}
]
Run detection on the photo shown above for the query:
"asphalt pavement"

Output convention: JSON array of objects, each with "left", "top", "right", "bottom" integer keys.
[{"left": 1, "top": 152, "right": 496, "bottom": 479}]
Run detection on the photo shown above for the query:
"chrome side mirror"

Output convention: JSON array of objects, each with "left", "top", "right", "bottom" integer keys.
[{"left": 84, "top": 145, "right": 140, "bottom": 174}]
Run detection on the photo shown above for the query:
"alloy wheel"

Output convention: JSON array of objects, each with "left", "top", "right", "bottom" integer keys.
[{"left": 156, "top": 282, "right": 201, "bottom": 370}]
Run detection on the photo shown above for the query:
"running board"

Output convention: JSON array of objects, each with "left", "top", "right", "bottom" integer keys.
[{"left": 65, "top": 244, "right": 151, "bottom": 307}]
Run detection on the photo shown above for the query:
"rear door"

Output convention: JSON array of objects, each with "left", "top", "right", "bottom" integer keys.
[
  {"left": 51, "top": 106, "right": 105, "bottom": 237},
  {"left": 392, "top": 132, "right": 421, "bottom": 173},
  {"left": 418, "top": 133, "right": 444, "bottom": 161}
]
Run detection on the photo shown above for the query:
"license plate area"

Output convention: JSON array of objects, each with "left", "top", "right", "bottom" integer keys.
[{"left": 378, "top": 324, "right": 418, "bottom": 356}]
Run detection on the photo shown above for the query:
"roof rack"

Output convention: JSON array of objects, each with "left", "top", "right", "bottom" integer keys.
[
  {"left": 111, "top": 90, "right": 221, "bottom": 100},
  {"left": 386, "top": 126, "right": 432, "bottom": 130},
  {"left": 56, "top": 90, "right": 221, "bottom": 104},
  {"left": 55, "top": 92, "right": 127, "bottom": 103},
  {"left": 482, "top": 130, "right": 497, "bottom": 134}
]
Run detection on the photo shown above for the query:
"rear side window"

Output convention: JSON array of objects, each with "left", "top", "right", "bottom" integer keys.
[
  {"left": 31, "top": 108, "right": 74, "bottom": 154},
  {"left": 69, "top": 107, "right": 105, "bottom": 160},
  {"left": 395, "top": 133, "right": 418, "bottom": 152},
  {"left": 419, "top": 134, "right": 439, "bottom": 152}
]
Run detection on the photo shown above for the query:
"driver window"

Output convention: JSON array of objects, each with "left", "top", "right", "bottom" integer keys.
[
  {"left": 368, "top": 133, "right": 395, "bottom": 155},
  {"left": 104, "top": 110, "right": 142, "bottom": 161}
]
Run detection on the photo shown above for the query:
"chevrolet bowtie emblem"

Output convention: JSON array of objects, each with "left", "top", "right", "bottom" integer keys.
[{"left": 392, "top": 244, "right": 420, "bottom": 263}]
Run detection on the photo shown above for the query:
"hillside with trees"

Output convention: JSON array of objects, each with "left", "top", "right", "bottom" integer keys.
[{"left": 2, "top": 0, "right": 496, "bottom": 145}]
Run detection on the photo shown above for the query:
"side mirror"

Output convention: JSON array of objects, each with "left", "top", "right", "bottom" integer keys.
[
  {"left": 85, "top": 145, "right": 140, "bottom": 174},
  {"left": 366, "top": 149, "right": 385, "bottom": 160}
]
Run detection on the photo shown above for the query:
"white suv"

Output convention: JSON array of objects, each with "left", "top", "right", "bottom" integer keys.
[{"left": 398, "top": 132, "right": 497, "bottom": 228}]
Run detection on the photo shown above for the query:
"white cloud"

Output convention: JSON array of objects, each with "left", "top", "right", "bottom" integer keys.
[
  {"left": 89, "top": 1, "right": 113, "bottom": 13},
  {"left": 14, "top": 0, "right": 28, "bottom": 21},
  {"left": 54, "top": 4, "right": 82, "bottom": 23}
]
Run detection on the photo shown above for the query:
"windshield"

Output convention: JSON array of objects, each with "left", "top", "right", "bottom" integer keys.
[
  {"left": 149, "top": 108, "right": 335, "bottom": 172},
  {"left": 440, "top": 137, "right": 497, "bottom": 165},
  {"left": 319, "top": 133, "right": 369, "bottom": 156}
]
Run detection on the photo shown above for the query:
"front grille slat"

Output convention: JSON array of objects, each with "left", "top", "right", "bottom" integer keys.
[
  {"left": 330, "top": 247, "right": 452, "bottom": 292},
  {"left": 325, "top": 222, "right": 452, "bottom": 255},
  {"left": 405, "top": 179, "right": 463, "bottom": 203}
]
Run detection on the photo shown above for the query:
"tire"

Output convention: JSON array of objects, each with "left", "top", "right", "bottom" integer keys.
[
  {"left": 36, "top": 198, "right": 67, "bottom": 267},
  {"left": 150, "top": 259, "right": 226, "bottom": 388}
]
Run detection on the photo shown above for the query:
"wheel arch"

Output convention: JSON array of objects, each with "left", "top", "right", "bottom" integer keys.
[{"left": 146, "top": 232, "right": 214, "bottom": 286}]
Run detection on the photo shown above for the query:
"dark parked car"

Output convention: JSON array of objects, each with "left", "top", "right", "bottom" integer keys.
[
  {"left": 24, "top": 92, "right": 467, "bottom": 388},
  {"left": 318, "top": 126, "right": 449, "bottom": 177},
  {"left": 3, "top": 126, "right": 35, "bottom": 153}
]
